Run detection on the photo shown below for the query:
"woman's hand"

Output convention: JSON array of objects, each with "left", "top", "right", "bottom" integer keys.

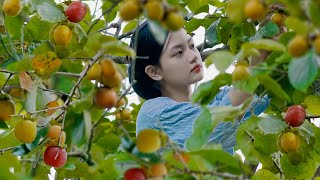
[{"left": 228, "top": 88, "right": 253, "bottom": 106}]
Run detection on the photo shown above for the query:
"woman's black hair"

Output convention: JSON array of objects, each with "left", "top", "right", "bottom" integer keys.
[{"left": 128, "top": 21, "right": 169, "bottom": 100}]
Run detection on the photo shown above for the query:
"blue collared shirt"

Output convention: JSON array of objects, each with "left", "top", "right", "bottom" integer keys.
[{"left": 136, "top": 87, "right": 270, "bottom": 154}]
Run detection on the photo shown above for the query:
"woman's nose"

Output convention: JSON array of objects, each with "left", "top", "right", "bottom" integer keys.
[{"left": 186, "top": 48, "right": 198, "bottom": 63}]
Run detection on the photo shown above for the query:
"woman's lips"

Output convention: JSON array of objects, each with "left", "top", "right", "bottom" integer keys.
[{"left": 191, "top": 64, "right": 201, "bottom": 73}]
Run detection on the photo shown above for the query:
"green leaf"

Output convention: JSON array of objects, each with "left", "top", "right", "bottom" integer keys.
[
  {"left": 205, "top": 18, "right": 220, "bottom": 44},
  {"left": 243, "top": 39, "right": 286, "bottom": 52},
  {"left": 226, "top": 0, "right": 246, "bottom": 23},
  {"left": 24, "top": 81, "right": 38, "bottom": 112},
  {"left": 251, "top": 169, "right": 278, "bottom": 180},
  {"left": 233, "top": 76, "right": 259, "bottom": 94},
  {"left": 298, "top": 121, "right": 314, "bottom": 144},
  {"left": 101, "top": 1, "right": 118, "bottom": 23},
  {"left": 122, "top": 20, "right": 137, "bottom": 34},
  {"left": 0, "top": 126, "right": 22, "bottom": 149},
  {"left": 252, "top": 133, "right": 278, "bottom": 155},
  {"left": 63, "top": 163, "right": 76, "bottom": 170},
  {"left": 0, "top": 161, "right": 17, "bottom": 180},
  {"left": 281, "top": 154, "right": 316, "bottom": 179},
  {"left": 102, "top": 41, "right": 135, "bottom": 57},
  {"left": 228, "top": 26, "right": 242, "bottom": 53},
  {"left": 309, "top": 1, "right": 320, "bottom": 26},
  {"left": 185, "top": 106, "right": 212, "bottom": 151},
  {"left": 236, "top": 117, "right": 280, "bottom": 173},
  {"left": 131, "top": 146, "right": 161, "bottom": 163},
  {"left": 284, "top": 16, "right": 309, "bottom": 35},
  {"left": 205, "top": 50, "right": 233, "bottom": 72},
  {"left": 0, "top": 153, "right": 21, "bottom": 173},
  {"left": 25, "top": 16, "right": 54, "bottom": 42},
  {"left": 4, "top": 16, "right": 24, "bottom": 40},
  {"left": 261, "top": 22, "right": 279, "bottom": 37},
  {"left": 0, "top": 121, "right": 8, "bottom": 129},
  {"left": 148, "top": 21, "right": 167, "bottom": 46},
  {"left": 25, "top": 126, "right": 48, "bottom": 152},
  {"left": 95, "top": 133, "right": 121, "bottom": 154},
  {"left": 210, "top": 97, "right": 252, "bottom": 124},
  {"left": 33, "top": 41, "right": 55, "bottom": 55},
  {"left": 288, "top": 51, "right": 318, "bottom": 92},
  {"left": 187, "top": 0, "right": 220, "bottom": 12},
  {"left": 64, "top": 110, "right": 86, "bottom": 146},
  {"left": 304, "top": 95, "right": 320, "bottom": 115},
  {"left": 37, "top": 2, "right": 65, "bottom": 23},
  {"left": 217, "top": 19, "right": 234, "bottom": 44},
  {"left": 279, "top": 31, "right": 296, "bottom": 45},
  {"left": 250, "top": 22, "right": 279, "bottom": 40},
  {"left": 185, "top": 18, "right": 203, "bottom": 33},
  {"left": 257, "top": 115, "right": 286, "bottom": 134},
  {"left": 258, "top": 75, "right": 291, "bottom": 102},
  {"left": 192, "top": 73, "right": 231, "bottom": 105},
  {"left": 190, "top": 150, "right": 242, "bottom": 174}
]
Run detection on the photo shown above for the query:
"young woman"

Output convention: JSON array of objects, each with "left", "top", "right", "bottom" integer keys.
[{"left": 128, "top": 21, "right": 269, "bottom": 154}]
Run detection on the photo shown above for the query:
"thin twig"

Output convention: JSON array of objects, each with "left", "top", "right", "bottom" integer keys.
[
  {"left": 87, "top": 1, "right": 119, "bottom": 34},
  {"left": 30, "top": 148, "right": 42, "bottom": 177},
  {"left": 0, "top": 146, "right": 18, "bottom": 154},
  {"left": 28, "top": 105, "right": 65, "bottom": 115},
  {"left": 1, "top": 73, "right": 13, "bottom": 90},
  {"left": 54, "top": 72, "right": 81, "bottom": 78}
]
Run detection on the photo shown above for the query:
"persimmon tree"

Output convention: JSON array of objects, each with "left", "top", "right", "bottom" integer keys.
[{"left": 1, "top": 0, "right": 320, "bottom": 179}]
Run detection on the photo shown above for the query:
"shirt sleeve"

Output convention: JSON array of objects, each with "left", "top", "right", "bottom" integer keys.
[{"left": 207, "top": 86, "right": 270, "bottom": 151}]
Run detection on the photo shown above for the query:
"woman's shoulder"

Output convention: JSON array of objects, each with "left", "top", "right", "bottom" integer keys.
[
  {"left": 139, "top": 97, "right": 175, "bottom": 116},
  {"left": 139, "top": 97, "right": 199, "bottom": 117}
]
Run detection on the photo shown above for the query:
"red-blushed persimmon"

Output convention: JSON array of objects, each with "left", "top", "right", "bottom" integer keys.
[
  {"left": 43, "top": 146, "right": 67, "bottom": 168},
  {"left": 65, "top": 1, "right": 87, "bottom": 23},
  {"left": 124, "top": 168, "right": 146, "bottom": 180},
  {"left": 285, "top": 105, "right": 306, "bottom": 127}
]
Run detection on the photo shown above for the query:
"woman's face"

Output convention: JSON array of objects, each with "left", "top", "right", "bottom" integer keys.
[{"left": 158, "top": 29, "right": 204, "bottom": 88}]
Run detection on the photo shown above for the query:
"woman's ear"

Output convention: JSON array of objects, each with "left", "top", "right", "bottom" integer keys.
[{"left": 145, "top": 65, "right": 163, "bottom": 81}]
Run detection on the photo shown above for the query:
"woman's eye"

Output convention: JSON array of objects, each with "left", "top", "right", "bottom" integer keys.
[
  {"left": 174, "top": 50, "right": 183, "bottom": 56},
  {"left": 190, "top": 44, "right": 195, "bottom": 49}
]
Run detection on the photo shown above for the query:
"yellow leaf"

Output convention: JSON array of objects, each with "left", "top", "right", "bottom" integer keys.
[{"left": 304, "top": 95, "right": 320, "bottom": 115}]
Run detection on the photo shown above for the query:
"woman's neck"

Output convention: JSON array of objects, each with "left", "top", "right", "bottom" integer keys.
[{"left": 160, "top": 85, "right": 192, "bottom": 102}]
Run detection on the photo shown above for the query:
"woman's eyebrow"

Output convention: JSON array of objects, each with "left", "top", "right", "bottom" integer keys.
[{"left": 170, "top": 36, "right": 193, "bottom": 50}]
